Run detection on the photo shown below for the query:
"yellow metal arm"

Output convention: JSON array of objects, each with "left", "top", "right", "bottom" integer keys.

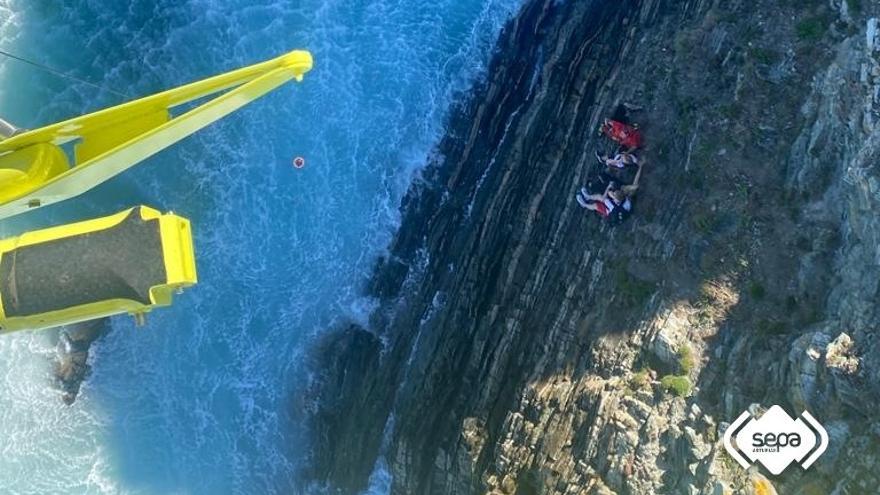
[{"left": 0, "top": 50, "right": 313, "bottom": 220}]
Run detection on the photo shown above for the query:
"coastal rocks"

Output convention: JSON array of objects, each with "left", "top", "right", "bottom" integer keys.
[
  {"left": 53, "top": 319, "right": 108, "bottom": 405},
  {"left": 304, "top": 325, "right": 385, "bottom": 493},
  {"left": 461, "top": 417, "right": 488, "bottom": 465},
  {"left": 648, "top": 306, "right": 690, "bottom": 368},
  {"left": 787, "top": 331, "right": 833, "bottom": 412},
  {"left": 305, "top": 1, "right": 880, "bottom": 494},
  {"left": 788, "top": 330, "right": 869, "bottom": 417},
  {"left": 825, "top": 332, "right": 859, "bottom": 375},
  {"left": 815, "top": 420, "right": 850, "bottom": 475},
  {"left": 787, "top": 13, "right": 880, "bottom": 418}
]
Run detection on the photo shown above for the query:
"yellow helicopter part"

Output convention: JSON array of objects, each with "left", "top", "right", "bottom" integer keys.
[
  {"left": 0, "top": 49, "right": 313, "bottom": 220},
  {"left": 0, "top": 206, "right": 196, "bottom": 333}
]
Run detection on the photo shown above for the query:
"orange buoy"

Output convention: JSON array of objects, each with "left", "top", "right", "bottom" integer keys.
[{"left": 293, "top": 156, "right": 305, "bottom": 169}]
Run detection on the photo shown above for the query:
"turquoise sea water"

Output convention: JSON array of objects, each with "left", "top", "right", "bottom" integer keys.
[{"left": 0, "top": 1, "right": 520, "bottom": 493}]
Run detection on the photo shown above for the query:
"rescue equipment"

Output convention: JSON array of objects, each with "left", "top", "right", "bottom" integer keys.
[
  {"left": 0, "top": 49, "right": 312, "bottom": 332},
  {"left": 0, "top": 50, "right": 313, "bottom": 220},
  {"left": 0, "top": 206, "right": 196, "bottom": 333}
]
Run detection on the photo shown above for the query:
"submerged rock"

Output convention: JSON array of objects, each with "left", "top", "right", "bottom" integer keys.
[{"left": 54, "top": 319, "right": 108, "bottom": 405}]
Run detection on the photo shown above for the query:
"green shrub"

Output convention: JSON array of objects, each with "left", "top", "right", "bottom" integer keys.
[
  {"left": 614, "top": 265, "right": 656, "bottom": 306},
  {"left": 692, "top": 212, "right": 718, "bottom": 233},
  {"left": 757, "top": 319, "right": 788, "bottom": 336},
  {"left": 796, "top": 17, "right": 826, "bottom": 41},
  {"left": 749, "top": 47, "right": 778, "bottom": 64},
  {"left": 737, "top": 213, "right": 754, "bottom": 231},
  {"left": 719, "top": 103, "right": 742, "bottom": 120},
  {"left": 798, "top": 307, "right": 825, "bottom": 327},
  {"left": 677, "top": 345, "right": 695, "bottom": 374},
  {"left": 748, "top": 281, "right": 765, "bottom": 300},
  {"left": 846, "top": 0, "right": 862, "bottom": 14},
  {"left": 688, "top": 172, "right": 705, "bottom": 191},
  {"left": 661, "top": 375, "right": 692, "bottom": 397},
  {"left": 631, "top": 369, "right": 650, "bottom": 390},
  {"left": 736, "top": 183, "right": 750, "bottom": 202}
]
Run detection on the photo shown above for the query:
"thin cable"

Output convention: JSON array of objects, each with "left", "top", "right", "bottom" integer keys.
[{"left": 0, "top": 48, "right": 130, "bottom": 98}]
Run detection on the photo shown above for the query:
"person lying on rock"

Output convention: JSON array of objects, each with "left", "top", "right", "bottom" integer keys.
[
  {"left": 595, "top": 149, "right": 640, "bottom": 169},
  {"left": 576, "top": 162, "right": 644, "bottom": 219}
]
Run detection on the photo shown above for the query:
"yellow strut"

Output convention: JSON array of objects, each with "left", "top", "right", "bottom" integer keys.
[{"left": 0, "top": 50, "right": 313, "bottom": 220}]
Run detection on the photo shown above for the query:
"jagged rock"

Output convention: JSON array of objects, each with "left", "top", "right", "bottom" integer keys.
[
  {"left": 649, "top": 305, "right": 693, "bottom": 369},
  {"left": 301, "top": 325, "right": 384, "bottom": 493},
  {"left": 710, "top": 480, "right": 729, "bottom": 495},
  {"left": 684, "top": 426, "right": 711, "bottom": 461},
  {"left": 787, "top": 330, "right": 873, "bottom": 419},
  {"left": 53, "top": 319, "right": 108, "bottom": 405},
  {"left": 788, "top": 331, "right": 833, "bottom": 411},
  {"left": 461, "top": 417, "right": 488, "bottom": 463},
  {"left": 815, "top": 420, "right": 851, "bottom": 476},
  {"left": 868, "top": 18, "right": 878, "bottom": 52},
  {"left": 826, "top": 333, "right": 859, "bottom": 375},
  {"left": 650, "top": 327, "right": 680, "bottom": 368}
]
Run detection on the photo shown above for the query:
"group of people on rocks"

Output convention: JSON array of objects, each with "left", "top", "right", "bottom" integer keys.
[{"left": 576, "top": 104, "right": 646, "bottom": 224}]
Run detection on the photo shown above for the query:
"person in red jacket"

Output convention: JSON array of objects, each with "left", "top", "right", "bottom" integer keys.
[{"left": 600, "top": 118, "right": 643, "bottom": 151}]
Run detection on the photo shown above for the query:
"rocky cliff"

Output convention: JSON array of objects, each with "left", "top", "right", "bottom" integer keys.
[{"left": 305, "top": 0, "right": 880, "bottom": 493}]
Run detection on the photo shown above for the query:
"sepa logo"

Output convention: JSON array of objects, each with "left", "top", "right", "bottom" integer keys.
[{"left": 723, "top": 405, "right": 828, "bottom": 475}]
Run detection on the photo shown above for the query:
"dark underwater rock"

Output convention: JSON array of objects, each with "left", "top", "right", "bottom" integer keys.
[{"left": 54, "top": 319, "right": 108, "bottom": 405}]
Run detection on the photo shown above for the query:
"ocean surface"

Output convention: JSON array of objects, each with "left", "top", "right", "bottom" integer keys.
[{"left": 0, "top": 0, "right": 520, "bottom": 493}]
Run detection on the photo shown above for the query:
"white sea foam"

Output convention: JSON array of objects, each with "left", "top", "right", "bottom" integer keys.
[{"left": 0, "top": 0, "right": 523, "bottom": 493}]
